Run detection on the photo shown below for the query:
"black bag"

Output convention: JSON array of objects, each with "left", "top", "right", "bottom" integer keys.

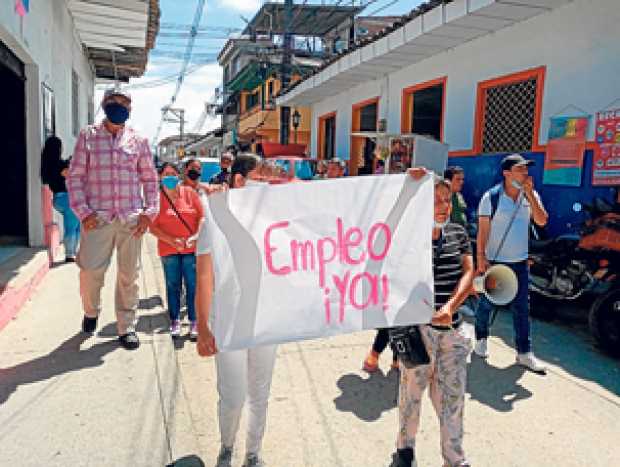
[{"left": 389, "top": 326, "right": 430, "bottom": 368}]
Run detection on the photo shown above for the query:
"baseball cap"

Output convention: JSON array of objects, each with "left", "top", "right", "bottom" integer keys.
[
  {"left": 221, "top": 152, "right": 234, "bottom": 160},
  {"left": 501, "top": 153, "right": 535, "bottom": 171},
  {"left": 103, "top": 88, "right": 132, "bottom": 102}
]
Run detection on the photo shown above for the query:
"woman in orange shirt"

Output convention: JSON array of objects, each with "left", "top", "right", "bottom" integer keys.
[{"left": 150, "top": 163, "right": 204, "bottom": 339}]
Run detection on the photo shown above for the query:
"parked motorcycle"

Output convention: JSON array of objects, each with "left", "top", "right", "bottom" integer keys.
[{"left": 528, "top": 197, "right": 620, "bottom": 356}]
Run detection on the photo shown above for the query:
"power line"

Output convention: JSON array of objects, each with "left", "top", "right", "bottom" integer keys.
[{"left": 153, "top": 0, "right": 207, "bottom": 144}]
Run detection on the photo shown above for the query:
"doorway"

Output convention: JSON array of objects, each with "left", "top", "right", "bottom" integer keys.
[{"left": 0, "top": 40, "right": 28, "bottom": 246}]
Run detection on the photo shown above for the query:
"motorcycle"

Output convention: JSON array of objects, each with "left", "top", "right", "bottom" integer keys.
[{"left": 528, "top": 197, "right": 620, "bottom": 356}]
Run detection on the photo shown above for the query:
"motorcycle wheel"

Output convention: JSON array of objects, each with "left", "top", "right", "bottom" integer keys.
[
  {"left": 588, "top": 288, "right": 620, "bottom": 357},
  {"left": 529, "top": 292, "right": 556, "bottom": 321}
]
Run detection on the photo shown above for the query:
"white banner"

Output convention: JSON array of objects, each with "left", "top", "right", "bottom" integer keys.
[{"left": 203, "top": 174, "right": 435, "bottom": 351}]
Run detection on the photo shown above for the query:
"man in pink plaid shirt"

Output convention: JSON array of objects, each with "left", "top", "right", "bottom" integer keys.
[{"left": 67, "top": 89, "right": 159, "bottom": 350}]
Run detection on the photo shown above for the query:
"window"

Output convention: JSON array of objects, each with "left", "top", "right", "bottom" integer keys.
[
  {"left": 246, "top": 91, "right": 259, "bottom": 111},
  {"left": 360, "top": 102, "right": 377, "bottom": 131},
  {"left": 480, "top": 78, "right": 538, "bottom": 153},
  {"left": 318, "top": 113, "right": 336, "bottom": 159},
  {"left": 72, "top": 70, "right": 79, "bottom": 136},
  {"left": 401, "top": 77, "right": 445, "bottom": 141}
]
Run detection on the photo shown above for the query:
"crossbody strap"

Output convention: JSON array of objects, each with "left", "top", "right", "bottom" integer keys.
[
  {"left": 491, "top": 188, "right": 524, "bottom": 262},
  {"left": 160, "top": 186, "right": 194, "bottom": 236}
]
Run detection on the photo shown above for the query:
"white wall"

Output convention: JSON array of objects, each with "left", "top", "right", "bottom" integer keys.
[
  {"left": 310, "top": 0, "right": 620, "bottom": 159},
  {"left": 0, "top": 1, "right": 94, "bottom": 246}
]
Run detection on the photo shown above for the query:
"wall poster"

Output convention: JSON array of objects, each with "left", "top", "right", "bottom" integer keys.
[
  {"left": 543, "top": 116, "right": 589, "bottom": 187},
  {"left": 593, "top": 109, "right": 620, "bottom": 186}
]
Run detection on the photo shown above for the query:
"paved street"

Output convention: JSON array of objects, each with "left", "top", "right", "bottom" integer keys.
[{"left": 1, "top": 237, "right": 619, "bottom": 467}]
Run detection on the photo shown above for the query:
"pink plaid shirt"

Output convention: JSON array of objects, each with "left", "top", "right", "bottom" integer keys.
[{"left": 67, "top": 123, "right": 159, "bottom": 223}]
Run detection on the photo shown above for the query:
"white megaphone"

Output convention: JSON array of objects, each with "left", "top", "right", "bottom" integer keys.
[{"left": 473, "top": 265, "right": 518, "bottom": 306}]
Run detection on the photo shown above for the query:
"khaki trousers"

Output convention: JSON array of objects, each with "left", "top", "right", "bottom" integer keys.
[{"left": 77, "top": 219, "right": 142, "bottom": 335}]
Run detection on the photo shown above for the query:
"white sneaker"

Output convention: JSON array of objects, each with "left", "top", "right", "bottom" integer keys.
[
  {"left": 170, "top": 320, "right": 181, "bottom": 337},
  {"left": 474, "top": 338, "right": 489, "bottom": 358},
  {"left": 516, "top": 352, "right": 547, "bottom": 374}
]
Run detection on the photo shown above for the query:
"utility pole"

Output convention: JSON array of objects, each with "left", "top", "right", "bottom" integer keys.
[
  {"left": 279, "top": 0, "right": 293, "bottom": 145},
  {"left": 162, "top": 106, "right": 188, "bottom": 159}
]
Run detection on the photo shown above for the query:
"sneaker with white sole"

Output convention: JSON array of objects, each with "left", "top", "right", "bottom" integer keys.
[
  {"left": 170, "top": 320, "right": 181, "bottom": 337},
  {"left": 474, "top": 338, "right": 488, "bottom": 358},
  {"left": 215, "top": 446, "right": 233, "bottom": 467},
  {"left": 190, "top": 321, "right": 198, "bottom": 341},
  {"left": 242, "top": 453, "right": 266, "bottom": 467},
  {"left": 516, "top": 352, "right": 546, "bottom": 374}
]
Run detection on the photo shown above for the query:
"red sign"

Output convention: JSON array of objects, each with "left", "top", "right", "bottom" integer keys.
[{"left": 594, "top": 110, "right": 620, "bottom": 186}]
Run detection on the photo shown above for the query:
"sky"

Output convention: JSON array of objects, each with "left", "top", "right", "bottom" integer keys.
[{"left": 96, "top": 0, "right": 423, "bottom": 145}]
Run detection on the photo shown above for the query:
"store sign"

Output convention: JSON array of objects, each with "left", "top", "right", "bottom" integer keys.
[
  {"left": 203, "top": 174, "right": 435, "bottom": 351},
  {"left": 593, "top": 109, "right": 620, "bottom": 186}
]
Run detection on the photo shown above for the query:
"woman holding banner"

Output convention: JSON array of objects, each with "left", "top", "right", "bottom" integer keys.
[
  {"left": 389, "top": 172, "right": 474, "bottom": 467},
  {"left": 195, "top": 154, "right": 275, "bottom": 467}
]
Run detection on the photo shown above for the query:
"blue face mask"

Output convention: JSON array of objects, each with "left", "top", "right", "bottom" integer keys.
[
  {"left": 161, "top": 175, "right": 179, "bottom": 190},
  {"left": 103, "top": 102, "right": 130, "bottom": 125}
]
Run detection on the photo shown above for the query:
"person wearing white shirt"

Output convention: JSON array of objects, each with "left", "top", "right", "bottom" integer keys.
[{"left": 474, "top": 154, "right": 549, "bottom": 373}]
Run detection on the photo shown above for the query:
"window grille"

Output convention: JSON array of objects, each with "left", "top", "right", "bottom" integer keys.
[{"left": 481, "top": 78, "right": 537, "bottom": 153}]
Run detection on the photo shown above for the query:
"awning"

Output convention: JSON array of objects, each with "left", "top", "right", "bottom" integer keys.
[
  {"left": 67, "top": 0, "right": 160, "bottom": 80},
  {"left": 278, "top": 0, "right": 573, "bottom": 106},
  {"left": 227, "top": 62, "right": 274, "bottom": 93},
  {"left": 228, "top": 62, "right": 317, "bottom": 93}
]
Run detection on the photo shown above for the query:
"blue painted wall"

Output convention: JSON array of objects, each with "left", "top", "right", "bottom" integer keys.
[{"left": 449, "top": 151, "right": 617, "bottom": 237}]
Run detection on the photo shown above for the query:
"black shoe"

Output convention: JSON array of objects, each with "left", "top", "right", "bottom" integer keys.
[
  {"left": 65, "top": 257, "right": 76, "bottom": 263},
  {"left": 82, "top": 316, "right": 97, "bottom": 334},
  {"left": 119, "top": 332, "right": 140, "bottom": 350},
  {"left": 389, "top": 449, "right": 414, "bottom": 467}
]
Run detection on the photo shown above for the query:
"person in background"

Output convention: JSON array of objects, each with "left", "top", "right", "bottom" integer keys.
[
  {"left": 362, "top": 329, "right": 399, "bottom": 373},
  {"left": 210, "top": 152, "right": 233, "bottom": 185},
  {"left": 314, "top": 160, "right": 328, "bottom": 180},
  {"left": 327, "top": 157, "right": 346, "bottom": 178},
  {"left": 196, "top": 154, "right": 277, "bottom": 467},
  {"left": 182, "top": 158, "right": 206, "bottom": 194},
  {"left": 149, "top": 162, "right": 203, "bottom": 339},
  {"left": 67, "top": 89, "right": 159, "bottom": 350},
  {"left": 182, "top": 158, "right": 227, "bottom": 198},
  {"left": 40, "top": 136, "right": 80, "bottom": 263},
  {"left": 474, "top": 154, "right": 548, "bottom": 373},
  {"left": 443, "top": 166, "right": 468, "bottom": 228},
  {"left": 390, "top": 171, "right": 474, "bottom": 467},
  {"left": 374, "top": 159, "right": 385, "bottom": 175}
]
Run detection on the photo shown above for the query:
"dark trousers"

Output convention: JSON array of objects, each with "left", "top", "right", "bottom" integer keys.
[
  {"left": 474, "top": 261, "right": 531, "bottom": 354},
  {"left": 372, "top": 328, "right": 397, "bottom": 361}
]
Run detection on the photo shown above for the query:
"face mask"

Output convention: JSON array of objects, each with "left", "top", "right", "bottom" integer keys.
[
  {"left": 433, "top": 219, "right": 449, "bottom": 229},
  {"left": 511, "top": 179, "right": 523, "bottom": 190},
  {"left": 161, "top": 175, "right": 179, "bottom": 190},
  {"left": 103, "top": 102, "right": 130, "bottom": 125},
  {"left": 187, "top": 169, "right": 201, "bottom": 181}
]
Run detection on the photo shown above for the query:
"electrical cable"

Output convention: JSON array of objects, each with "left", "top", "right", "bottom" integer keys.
[{"left": 153, "top": 0, "right": 207, "bottom": 144}]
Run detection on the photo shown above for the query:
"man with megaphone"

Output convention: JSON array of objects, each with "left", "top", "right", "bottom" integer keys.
[{"left": 474, "top": 154, "right": 549, "bottom": 373}]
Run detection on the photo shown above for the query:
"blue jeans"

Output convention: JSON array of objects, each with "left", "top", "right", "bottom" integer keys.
[
  {"left": 52, "top": 192, "right": 80, "bottom": 257},
  {"left": 474, "top": 261, "right": 531, "bottom": 354},
  {"left": 161, "top": 253, "right": 196, "bottom": 322}
]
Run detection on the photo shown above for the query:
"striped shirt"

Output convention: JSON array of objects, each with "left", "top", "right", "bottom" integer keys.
[
  {"left": 67, "top": 123, "right": 159, "bottom": 222},
  {"left": 432, "top": 223, "right": 472, "bottom": 325}
]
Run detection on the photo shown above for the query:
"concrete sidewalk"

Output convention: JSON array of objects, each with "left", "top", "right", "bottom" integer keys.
[{"left": 1, "top": 237, "right": 619, "bottom": 467}]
